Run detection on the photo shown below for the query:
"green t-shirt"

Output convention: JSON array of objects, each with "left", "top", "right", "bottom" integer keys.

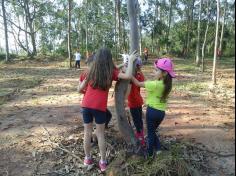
[{"left": 144, "top": 80, "right": 166, "bottom": 111}]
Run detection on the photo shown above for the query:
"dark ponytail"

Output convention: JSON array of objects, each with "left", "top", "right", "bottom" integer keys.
[{"left": 160, "top": 73, "right": 172, "bottom": 103}]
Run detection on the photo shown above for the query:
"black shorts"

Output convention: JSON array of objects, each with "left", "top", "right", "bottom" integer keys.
[{"left": 82, "top": 108, "right": 107, "bottom": 124}]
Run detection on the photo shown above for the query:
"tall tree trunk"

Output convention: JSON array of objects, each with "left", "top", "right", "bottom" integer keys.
[
  {"left": 1, "top": 0, "right": 9, "bottom": 62},
  {"left": 166, "top": 0, "right": 173, "bottom": 53},
  {"left": 23, "top": 16, "right": 30, "bottom": 56},
  {"left": 183, "top": 0, "right": 191, "bottom": 58},
  {"left": 114, "top": 0, "right": 140, "bottom": 149},
  {"left": 213, "top": 0, "right": 220, "bottom": 85},
  {"left": 201, "top": 0, "right": 210, "bottom": 72},
  {"left": 218, "top": 0, "right": 227, "bottom": 59},
  {"left": 114, "top": 0, "right": 118, "bottom": 60},
  {"left": 186, "top": 0, "right": 195, "bottom": 59},
  {"left": 117, "top": 0, "right": 122, "bottom": 55},
  {"left": 68, "top": 0, "right": 72, "bottom": 68},
  {"left": 28, "top": 24, "right": 37, "bottom": 56},
  {"left": 196, "top": 0, "right": 202, "bottom": 66},
  {"left": 23, "top": 0, "right": 37, "bottom": 56},
  {"left": 122, "top": 16, "right": 127, "bottom": 52},
  {"left": 85, "top": 0, "right": 88, "bottom": 58},
  {"left": 152, "top": 0, "right": 159, "bottom": 54}
]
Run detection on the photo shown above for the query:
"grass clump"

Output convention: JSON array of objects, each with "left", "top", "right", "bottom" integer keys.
[{"left": 126, "top": 144, "right": 202, "bottom": 176}]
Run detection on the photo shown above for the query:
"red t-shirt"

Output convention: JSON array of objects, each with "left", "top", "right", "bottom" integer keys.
[
  {"left": 81, "top": 68, "right": 119, "bottom": 112},
  {"left": 128, "top": 72, "right": 145, "bottom": 108}
]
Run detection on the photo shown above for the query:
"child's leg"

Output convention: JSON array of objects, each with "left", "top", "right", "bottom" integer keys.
[
  {"left": 130, "top": 107, "right": 143, "bottom": 133},
  {"left": 95, "top": 123, "right": 106, "bottom": 161},
  {"left": 82, "top": 108, "right": 94, "bottom": 158},
  {"left": 93, "top": 110, "right": 107, "bottom": 162},
  {"left": 146, "top": 107, "right": 156, "bottom": 156},
  {"left": 84, "top": 123, "right": 93, "bottom": 157},
  {"left": 146, "top": 106, "right": 165, "bottom": 156},
  {"left": 153, "top": 118, "right": 164, "bottom": 151},
  {"left": 78, "top": 60, "right": 81, "bottom": 68},
  {"left": 105, "top": 109, "right": 112, "bottom": 129}
]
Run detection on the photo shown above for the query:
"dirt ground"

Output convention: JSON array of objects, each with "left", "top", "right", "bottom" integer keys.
[{"left": 0, "top": 57, "right": 235, "bottom": 176}]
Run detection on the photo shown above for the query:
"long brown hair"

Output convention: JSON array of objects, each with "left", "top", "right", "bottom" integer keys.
[
  {"left": 160, "top": 71, "right": 172, "bottom": 103},
  {"left": 87, "top": 48, "right": 115, "bottom": 90}
]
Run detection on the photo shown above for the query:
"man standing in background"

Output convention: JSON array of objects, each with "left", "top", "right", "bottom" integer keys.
[
  {"left": 75, "top": 48, "right": 81, "bottom": 69},
  {"left": 144, "top": 47, "right": 149, "bottom": 63}
]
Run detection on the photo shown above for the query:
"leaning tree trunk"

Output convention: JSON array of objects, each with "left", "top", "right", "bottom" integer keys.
[
  {"left": 68, "top": 0, "right": 72, "bottom": 68},
  {"left": 114, "top": 0, "right": 140, "bottom": 149},
  {"left": 212, "top": 0, "right": 220, "bottom": 85},
  {"left": 2, "top": 0, "right": 10, "bottom": 62}
]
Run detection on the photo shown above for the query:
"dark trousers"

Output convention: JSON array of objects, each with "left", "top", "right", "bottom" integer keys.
[
  {"left": 146, "top": 106, "right": 165, "bottom": 156},
  {"left": 130, "top": 107, "right": 143, "bottom": 133},
  {"left": 144, "top": 54, "right": 148, "bottom": 62},
  {"left": 75, "top": 60, "right": 80, "bottom": 68},
  {"left": 105, "top": 109, "right": 112, "bottom": 128}
]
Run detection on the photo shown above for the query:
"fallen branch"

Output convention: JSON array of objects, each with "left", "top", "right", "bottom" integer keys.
[{"left": 40, "top": 126, "right": 83, "bottom": 163}]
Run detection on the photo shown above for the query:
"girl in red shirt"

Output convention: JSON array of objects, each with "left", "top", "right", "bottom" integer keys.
[
  {"left": 78, "top": 48, "right": 137, "bottom": 172},
  {"left": 127, "top": 58, "right": 146, "bottom": 146}
]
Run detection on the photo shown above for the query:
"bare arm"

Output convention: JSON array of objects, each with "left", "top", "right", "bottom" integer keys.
[
  {"left": 118, "top": 51, "right": 138, "bottom": 80},
  {"left": 77, "top": 79, "right": 87, "bottom": 93},
  {"left": 131, "top": 76, "right": 145, "bottom": 88}
]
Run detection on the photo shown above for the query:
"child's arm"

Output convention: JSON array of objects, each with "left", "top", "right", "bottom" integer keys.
[
  {"left": 77, "top": 79, "right": 87, "bottom": 93},
  {"left": 131, "top": 76, "right": 145, "bottom": 88},
  {"left": 118, "top": 51, "right": 138, "bottom": 79}
]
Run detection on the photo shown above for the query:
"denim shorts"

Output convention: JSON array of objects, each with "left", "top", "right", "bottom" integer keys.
[{"left": 82, "top": 108, "right": 107, "bottom": 124}]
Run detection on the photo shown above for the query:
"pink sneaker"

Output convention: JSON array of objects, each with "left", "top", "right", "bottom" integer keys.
[
  {"left": 99, "top": 160, "right": 107, "bottom": 172},
  {"left": 84, "top": 157, "right": 93, "bottom": 166}
]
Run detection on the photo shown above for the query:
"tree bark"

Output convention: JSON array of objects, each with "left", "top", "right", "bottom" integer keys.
[
  {"left": 85, "top": 0, "right": 88, "bottom": 58},
  {"left": 24, "top": 0, "right": 37, "bottom": 56},
  {"left": 166, "top": 0, "right": 173, "bottom": 53},
  {"left": 196, "top": 0, "right": 202, "bottom": 66},
  {"left": 201, "top": 0, "right": 210, "bottom": 72},
  {"left": 212, "top": 0, "right": 220, "bottom": 85},
  {"left": 68, "top": 0, "right": 72, "bottom": 68},
  {"left": 218, "top": 0, "right": 227, "bottom": 59},
  {"left": 2, "top": 0, "right": 10, "bottom": 62},
  {"left": 114, "top": 0, "right": 139, "bottom": 148}
]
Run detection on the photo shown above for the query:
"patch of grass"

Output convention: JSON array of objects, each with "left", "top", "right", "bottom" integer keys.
[
  {"left": 126, "top": 144, "right": 201, "bottom": 176},
  {"left": 0, "top": 77, "right": 42, "bottom": 89},
  {"left": 0, "top": 77, "right": 42, "bottom": 105},
  {"left": 174, "top": 82, "right": 207, "bottom": 93}
]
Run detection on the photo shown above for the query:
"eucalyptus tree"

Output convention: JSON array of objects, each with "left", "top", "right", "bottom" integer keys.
[
  {"left": 1, "top": 0, "right": 9, "bottom": 61},
  {"left": 196, "top": 0, "right": 202, "bottom": 66},
  {"left": 115, "top": 0, "right": 141, "bottom": 150},
  {"left": 68, "top": 0, "right": 72, "bottom": 68},
  {"left": 218, "top": 0, "right": 227, "bottom": 59},
  {"left": 184, "top": 0, "right": 195, "bottom": 58},
  {"left": 212, "top": 0, "right": 220, "bottom": 84},
  {"left": 7, "top": 0, "right": 52, "bottom": 56},
  {"left": 201, "top": 0, "right": 210, "bottom": 72}
]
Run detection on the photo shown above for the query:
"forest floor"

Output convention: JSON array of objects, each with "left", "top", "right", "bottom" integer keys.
[{"left": 0, "top": 57, "right": 235, "bottom": 176}]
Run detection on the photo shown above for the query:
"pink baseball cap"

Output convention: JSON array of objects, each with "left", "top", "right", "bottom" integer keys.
[{"left": 154, "top": 58, "right": 176, "bottom": 78}]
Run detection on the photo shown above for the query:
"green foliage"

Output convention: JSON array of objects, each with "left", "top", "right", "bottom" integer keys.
[
  {"left": 1, "top": 0, "right": 235, "bottom": 59},
  {"left": 0, "top": 53, "right": 18, "bottom": 61}
]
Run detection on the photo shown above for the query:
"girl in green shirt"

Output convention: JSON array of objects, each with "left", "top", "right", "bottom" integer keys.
[{"left": 132, "top": 58, "right": 176, "bottom": 157}]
